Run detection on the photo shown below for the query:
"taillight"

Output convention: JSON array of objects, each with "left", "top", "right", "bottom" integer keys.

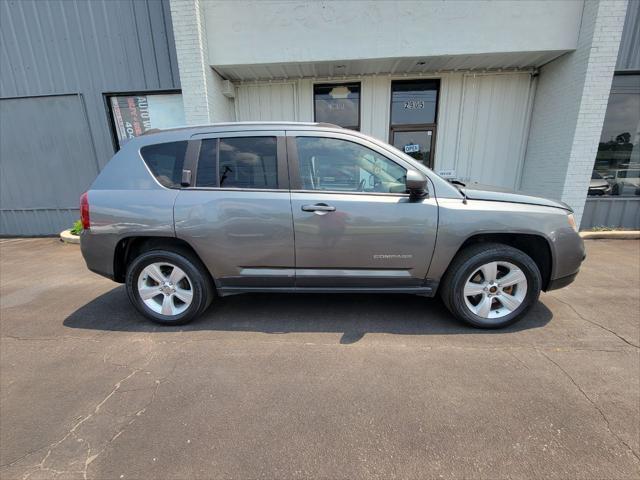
[{"left": 80, "top": 192, "right": 90, "bottom": 229}]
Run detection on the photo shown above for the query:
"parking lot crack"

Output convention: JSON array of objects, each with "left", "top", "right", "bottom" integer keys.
[
  {"left": 538, "top": 349, "right": 640, "bottom": 464},
  {"left": 548, "top": 294, "right": 639, "bottom": 349},
  {"left": 17, "top": 368, "right": 140, "bottom": 480}
]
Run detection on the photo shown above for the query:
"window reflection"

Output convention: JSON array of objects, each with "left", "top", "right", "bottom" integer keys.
[
  {"left": 391, "top": 80, "right": 439, "bottom": 126},
  {"left": 591, "top": 74, "right": 640, "bottom": 196},
  {"left": 296, "top": 137, "right": 407, "bottom": 193},
  {"left": 314, "top": 83, "right": 360, "bottom": 130}
]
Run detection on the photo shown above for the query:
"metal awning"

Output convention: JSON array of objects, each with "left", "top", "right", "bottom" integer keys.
[{"left": 214, "top": 50, "right": 570, "bottom": 82}]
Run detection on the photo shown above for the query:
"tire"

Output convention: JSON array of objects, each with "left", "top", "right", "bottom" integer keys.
[
  {"left": 440, "top": 243, "right": 541, "bottom": 329},
  {"left": 126, "top": 249, "right": 214, "bottom": 325}
]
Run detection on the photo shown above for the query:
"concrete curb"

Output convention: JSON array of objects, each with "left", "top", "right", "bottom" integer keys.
[
  {"left": 580, "top": 230, "right": 640, "bottom": 240},
  {"left": 59, "top": 229, "right": 80, "bottom": 244}
]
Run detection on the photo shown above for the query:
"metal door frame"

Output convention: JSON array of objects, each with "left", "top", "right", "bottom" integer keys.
[{"left": 389, "top": 124, "right": 437, "bottom": 169}]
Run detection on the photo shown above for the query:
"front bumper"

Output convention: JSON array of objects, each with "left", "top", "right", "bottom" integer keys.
[{"left": 546, "top": 270, "right": 580, "bottom": 291}]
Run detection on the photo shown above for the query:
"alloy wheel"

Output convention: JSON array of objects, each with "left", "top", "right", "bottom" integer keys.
[
  {"left": 137, "top": 262, "right": 193, "bottom": 316},
  {"left": 463, "top": 261, "right": 528, "bottom": 319}
]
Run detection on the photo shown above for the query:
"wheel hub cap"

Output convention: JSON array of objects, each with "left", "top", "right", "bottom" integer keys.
[
  {"left": 137, "top": 262, "right": 193, "bottom": 316},
  {"left": 463, "top": 261, "right": 528, "bottom": 320}
]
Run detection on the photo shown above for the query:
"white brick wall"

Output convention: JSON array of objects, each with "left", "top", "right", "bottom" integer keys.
[
  {"left": 169, "top": 0, "right": 234, "bottom": 125},
  {"left": 520, "top": 0, "right": 627, "bottom": 224}
]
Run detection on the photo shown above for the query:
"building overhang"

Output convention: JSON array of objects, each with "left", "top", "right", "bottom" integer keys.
[{"left": 214, "top": 51, "right": 571, "bottom": 82}]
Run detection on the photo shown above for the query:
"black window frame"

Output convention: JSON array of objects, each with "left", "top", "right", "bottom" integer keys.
[
  {"left": 103, "top": 89, "right": 182, "bottom": 151},
  {"left": 591, "top": 71, "right": 640, "bottom": 197},
  {"left": 388, "top": 79, "right": 441, "bottom": 169},
  {"left": 187, "top": 134, "right": 289, "bottom": 191},
  {"left": 313, "top": 82, "right": 361, "bottom": 131}
]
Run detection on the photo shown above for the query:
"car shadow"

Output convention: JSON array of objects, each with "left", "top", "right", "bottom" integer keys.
[{"left": 64, "top": 286, "right": 553, "bottom": 343}]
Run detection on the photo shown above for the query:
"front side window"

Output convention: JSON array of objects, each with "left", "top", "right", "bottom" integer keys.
[
  {"left": 314, "top": 83, "right": 360, "bottom": 130},
  {"left": 140, "top": 141, "right": 187, "bottom": 188},
  {"left": 295, "top": 137, "right": 407, "bottom": 193},
  {"left": 591, "top": 74, "right": 640, "bottom": 196},
  {"left": 196, "top": 137, "right": 278, "bottom": 189}
]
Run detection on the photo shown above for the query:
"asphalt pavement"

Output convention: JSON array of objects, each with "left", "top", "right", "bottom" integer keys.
[{"left": 1, "top": 238, "right": 638, "bottom": 479}]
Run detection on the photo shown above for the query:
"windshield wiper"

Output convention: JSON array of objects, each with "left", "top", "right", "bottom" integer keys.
[{"left": 449, "top": 179, "right": 468, "bottom": 204}]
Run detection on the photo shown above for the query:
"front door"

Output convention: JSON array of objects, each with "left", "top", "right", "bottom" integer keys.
[
  {"left": 391, "top": 128, "right": 435, "bottom": 168},
  {"left": 389, "top": 79, "right": 440, "bottom": 168},
  {"left": 288, "top": 132, "right": 438, "bottom": 291}
]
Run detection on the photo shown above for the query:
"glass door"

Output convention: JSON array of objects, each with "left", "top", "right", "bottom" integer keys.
[
  {"left": 389, "top": 79, "right": 440, "bottom": 168},
  {"left": 391, "top": 128, "right": 435, "bottom": 167}
]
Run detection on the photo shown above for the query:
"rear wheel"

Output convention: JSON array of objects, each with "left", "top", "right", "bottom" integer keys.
[
  {"left": 440, "top": 243, "right": 541, "bottom": 328},
  {"left": 126, "top": 249, "right": 213, "bottom": 325}
]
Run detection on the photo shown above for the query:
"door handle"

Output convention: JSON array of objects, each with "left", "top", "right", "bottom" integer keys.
[{"left": 301, "top": 203, "right": 336, "bottom": 213}]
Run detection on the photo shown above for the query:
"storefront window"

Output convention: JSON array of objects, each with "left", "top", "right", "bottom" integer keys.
[
  {"left": 591, "top": 74, "right": 640, "bottom": 196},
  {"left": 107, "top": 92, "right": 185, "bottom": 148},
  {"left": 314, "top": 83, "right": 360, "bottom": 130}
]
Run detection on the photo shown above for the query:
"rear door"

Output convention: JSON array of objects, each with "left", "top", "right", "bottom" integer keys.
[
  {"left": 288, "top": 131, "right": 439, "bottom": 291},
  {"left": 174, "top": 130, "right": 295, "bottom": 293}
]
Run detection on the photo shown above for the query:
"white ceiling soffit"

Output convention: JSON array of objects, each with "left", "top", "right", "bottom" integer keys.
[{"left": 215, "top": 50, "right": 570, "bottom": 82}]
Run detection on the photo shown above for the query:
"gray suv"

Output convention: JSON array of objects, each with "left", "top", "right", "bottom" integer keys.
[{"left": 80, "top": 122, "right": 585, "bottom": 328}]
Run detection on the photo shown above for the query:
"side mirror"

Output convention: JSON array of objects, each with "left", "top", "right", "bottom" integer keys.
[{"left": 406, "top": 170, "right": 428, "bottom": 198}]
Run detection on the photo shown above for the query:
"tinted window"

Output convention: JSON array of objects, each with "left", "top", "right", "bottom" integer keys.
[
  {"left": 391, "top": 80, "right": 439, "bottom": 126},
  {"left": 314, "top": 83, "right": 360, "bottom": 130},
  {"left": 196, "top": 139, "right": 218, "bottom": 187},
  {"left": 197, "top": 137, "right": 278, "bottom": 189},
  {"left": 140, "top": 141, "right": 187, "bottom": 188},
  {"left": 295, "top": 137, "right": 407, "bottom": 193}
]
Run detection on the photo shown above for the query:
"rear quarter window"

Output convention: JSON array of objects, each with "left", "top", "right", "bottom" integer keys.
[{"left": 140, "top": 141, "right": 188, "bottom": 188}]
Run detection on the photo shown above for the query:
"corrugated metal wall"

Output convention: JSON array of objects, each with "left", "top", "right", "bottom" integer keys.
[
  {"left": 451, "top": 73, "right": 534, "bottom": 189},
  {"left": 581, "top": 197, "right": 640, "bottom": 230},
  {"left": 236, "top": 72, "right": 533, "bottom": 191},
  {"left": 616, "top": 0, "right": 639, "bottom": 71},
  {"left": 0, "top": 0, "right": 180, "bottom": 235},
  {"left": 235, "top": 83, "right": 297, "bottom": 121}
]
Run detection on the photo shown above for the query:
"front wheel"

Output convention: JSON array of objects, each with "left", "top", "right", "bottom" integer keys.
[{"left": 440, "top": 243, "right": 542, "bottom": 328}]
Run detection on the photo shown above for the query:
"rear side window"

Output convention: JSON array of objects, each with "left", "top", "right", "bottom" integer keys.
[
  {"left": 140, "top": 141, "right": 187, "bottom": 188},
  {"left": 196, "top": 137, "right": 278, "bottom": 189}
]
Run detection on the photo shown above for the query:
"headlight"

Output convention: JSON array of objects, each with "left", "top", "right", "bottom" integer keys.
[{"left": 567, "top": 213, "right": 578, "bottom": 232}]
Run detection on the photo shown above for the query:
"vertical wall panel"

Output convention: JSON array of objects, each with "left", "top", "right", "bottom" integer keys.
[
  {"left": 616, "top": 0, "right": 639, "bottom": 71},
  {"left": 433, "top": 73, "right": 464, "bottom": 173},
  {"left": 235, "top": 83, "right": 297, "bottom": 121},
  {"left": 455, "top": 73, "right": 533, "bottom": 189},
  {"left": 0, "top": 95, "right": 99, "bottom": 235}
]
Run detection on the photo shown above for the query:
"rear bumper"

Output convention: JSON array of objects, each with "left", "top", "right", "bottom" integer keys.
[{"left": 80, "top": 231, "right": 116, "bottom": 281}]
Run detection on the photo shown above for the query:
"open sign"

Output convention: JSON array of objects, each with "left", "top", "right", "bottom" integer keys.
[{"left": 404, "top": 144, "right": 420, "bottom": 153}]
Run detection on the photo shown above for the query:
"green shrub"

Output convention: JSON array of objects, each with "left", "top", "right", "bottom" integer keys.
[{"left": 70, "top": 220, "right": 83, "bottom": 236}]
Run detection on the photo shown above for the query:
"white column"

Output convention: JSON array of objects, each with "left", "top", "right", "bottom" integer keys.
[
  {"left": 169, "top": 0, "right": 234, "bottom": 125},
  {"left": 520, "top": 0, "right": 628, "bottom": 225}
]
